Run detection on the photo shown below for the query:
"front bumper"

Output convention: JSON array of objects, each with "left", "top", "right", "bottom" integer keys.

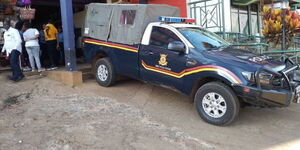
[
  {"left": 234, "top": 84, "right": 299, "bottom": 107},
  {"left": 235, "top": 59, "right": 300, "bottom": 107}
]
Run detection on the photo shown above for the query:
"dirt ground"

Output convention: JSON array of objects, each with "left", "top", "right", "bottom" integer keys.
[{"left": 0, "top": 71, "right": 300, "bottom": 150}]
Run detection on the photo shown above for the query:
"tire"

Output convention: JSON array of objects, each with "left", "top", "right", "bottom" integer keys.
[
  {"left": 194, "top": 82, "right": 240, "bottom": 126},
  {"left": 94, "top": 57, "right": 116, "bottom": 87}
]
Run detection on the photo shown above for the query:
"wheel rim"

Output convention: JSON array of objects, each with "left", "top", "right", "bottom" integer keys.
[
  {"left": 97, "top": 64, "right": 108, "bottom": 81},
  {"left": 202, "top": 92, "right": 227, "bottom": 118}
]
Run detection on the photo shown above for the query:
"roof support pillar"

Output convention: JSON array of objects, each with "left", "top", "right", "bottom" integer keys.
[{"left": 60, "top": 0, "right": 77, "bottom": 71}]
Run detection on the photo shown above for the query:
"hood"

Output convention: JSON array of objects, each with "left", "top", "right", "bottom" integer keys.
[{"left": 205, "top": 47, "right": 286, "bottom": 72}]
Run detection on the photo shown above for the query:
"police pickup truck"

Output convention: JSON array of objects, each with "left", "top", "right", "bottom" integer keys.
[{"left": 83, "top": 4, "right": 300, "bottom": 126}]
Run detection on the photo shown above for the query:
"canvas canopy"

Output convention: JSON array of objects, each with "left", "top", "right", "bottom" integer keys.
[{"left": 84, "top": 3, "right": 180, "bottom": 45}]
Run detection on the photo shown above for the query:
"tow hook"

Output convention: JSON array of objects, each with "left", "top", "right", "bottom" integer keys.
[
  {"left": 294, "top": 96, "right": 300, "bottom": 103},
  {"left": 294, "top": 86, "right": 300, "bottom": 103},
  {"left": 294, "top": 97, "right": 300, "bottom": 103}
]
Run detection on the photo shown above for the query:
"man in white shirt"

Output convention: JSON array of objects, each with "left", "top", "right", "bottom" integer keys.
[
  {"left": 23, "top": 22, "right": 45, "bottom": 72},
  {"left": 0, "top": 20, "right": 24, "bottom": 82}
]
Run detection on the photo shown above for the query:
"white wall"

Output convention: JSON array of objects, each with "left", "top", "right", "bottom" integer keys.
[{"left": 223, "top": 0, "right": 231, "bottom": 32}]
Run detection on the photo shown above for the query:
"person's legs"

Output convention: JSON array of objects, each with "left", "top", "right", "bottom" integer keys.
[
  {"left": 26, "top": 47, "right": 35, "bottom": 70},
  {"left": 21, "top": 44, "right": 30, "bottom": 69},
  {"left": 15, "top": 52, "right": 24, "bottom": 79},
  {"left": 40, "top": 43, "right": 48, "bottom": 67},
  {"left": 50, "top": 40, "right": 58, "bottom": 67},
  {"left": 9, "top": 50, "right": 24, "bottom": 81},
  {"left": 9, "top": 53, "right": 15, "bottom": 80},
  {"left": 59, "top": 42, "right": 65, "bottom": 65},
  {"left": 32, "top": 46, "right": 42, "bottom": 69},
  {"left": 46, "top": 41, "right": 55, "bottom": 67}
]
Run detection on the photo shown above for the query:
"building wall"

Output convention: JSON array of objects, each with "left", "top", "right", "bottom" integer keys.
[
  {"left": 130, "top": 0, "right": 187, "bottom": 17},
  {"left": 147, "top": 0, "right": 187, "bottom": 17},
  {"left": 188, "top": 0, "right": 261, "bottom": 36}
]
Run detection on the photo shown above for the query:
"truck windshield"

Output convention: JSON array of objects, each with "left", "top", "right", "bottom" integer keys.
[{"left": 177, "top": 27, "right": 230, "bottom": 51}]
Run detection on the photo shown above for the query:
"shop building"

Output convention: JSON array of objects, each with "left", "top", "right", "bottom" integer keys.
[
  {"left": 0, "top": 0, "right": 188, "bottom": 70},
  {"left": 188, "top": 0, "right": 300, "bottom": 37}
]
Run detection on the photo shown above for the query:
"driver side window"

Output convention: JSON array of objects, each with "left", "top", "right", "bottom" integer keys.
[{"left": 149, "top": 26, "right": 182, "bottom": 50}]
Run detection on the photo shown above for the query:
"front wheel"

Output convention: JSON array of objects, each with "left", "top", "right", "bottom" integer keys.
[
  {"left": 194, "top": 82, "right": 240, "bottom": 126},
  {"left": 94, "top": 57, "right": 116, "bottom": 87}
]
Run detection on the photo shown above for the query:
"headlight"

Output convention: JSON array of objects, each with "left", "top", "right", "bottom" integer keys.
[
  {"left": 258, "top": 72, "right": 273, "bottom": 85},
  {"left": 242, "top": 71, "right": 273, "bottom": 85},
  {"left": 242, "top": 71, "right": 254, "bottom": 82}
]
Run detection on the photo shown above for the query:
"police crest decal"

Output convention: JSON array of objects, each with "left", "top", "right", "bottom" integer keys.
[{"left": 158, "top": 54, "right": 168, "bottom": 66}]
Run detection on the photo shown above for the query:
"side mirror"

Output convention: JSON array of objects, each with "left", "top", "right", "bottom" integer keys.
[{"left": 168, "top": 41, "right": 185, "bottom": 53}]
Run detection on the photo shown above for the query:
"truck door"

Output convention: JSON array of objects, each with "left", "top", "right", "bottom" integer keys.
[{"left": 139, "top": 26, "right": 188, "bottom": 90}]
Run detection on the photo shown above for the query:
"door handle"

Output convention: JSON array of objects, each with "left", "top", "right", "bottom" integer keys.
[
  {"left": 149, "top": 51, "right": 154, "bottom": 55},
  {"left": 143, "top": 51, "right": 154, "bottom": 55}
]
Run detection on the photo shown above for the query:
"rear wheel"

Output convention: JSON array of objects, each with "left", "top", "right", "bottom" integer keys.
[
  {"left": 94, "top": 57, "right": 116, "bottom": 87},
  {"left": 194, "top": 82, "right": 240, "bottom": 126}
]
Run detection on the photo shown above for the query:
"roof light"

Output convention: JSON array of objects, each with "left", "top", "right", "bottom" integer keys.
[{"left": 159, "top": 16, "right": 196, "bottom": 24}]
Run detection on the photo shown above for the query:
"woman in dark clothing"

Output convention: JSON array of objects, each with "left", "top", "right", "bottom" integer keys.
[{"left": 15, "top": 21, "right": 30, "bottom": 71}]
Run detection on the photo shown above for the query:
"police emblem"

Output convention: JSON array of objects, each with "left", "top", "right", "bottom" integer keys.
[{"left": 158, "top": 54, "right": 168, "bottom": 66}]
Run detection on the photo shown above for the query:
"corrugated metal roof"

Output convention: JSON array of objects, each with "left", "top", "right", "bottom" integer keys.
[{"left": 232, "top": 0, "right": 300, "bottom": 6}]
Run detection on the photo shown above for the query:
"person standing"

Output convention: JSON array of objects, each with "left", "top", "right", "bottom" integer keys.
[
  {"left": 22, "top": 22, "right": 45, "bottom": 72},
  {"left": 15, "top": 21, "right": 31, "bottom": 71},
  {"left": 44, "top": 20, "right": 58, "bottom": 70},
  {"left": 39, "top": 24, "right": 47, "bottom": 67},
  {"left": 57, "top": 26, "right": 64, "bottom": 65},
  {"left": 0, "top": 20, "right": 24, "bottom": 82}
]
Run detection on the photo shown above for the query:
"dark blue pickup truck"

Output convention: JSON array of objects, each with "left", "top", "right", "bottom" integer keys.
[{"left": 83, "top": 13, "right": 300, "bottom": 125}]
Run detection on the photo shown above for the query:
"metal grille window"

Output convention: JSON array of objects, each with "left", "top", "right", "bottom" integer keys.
[
  {"left": 119, "top": 10, "right": 136, "bottom": 25},
  {"left": 188, "top": 0, "right": 225, "bottom": 32}
]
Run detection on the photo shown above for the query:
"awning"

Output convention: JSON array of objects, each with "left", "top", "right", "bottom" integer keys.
[{"left": 232, "top": 0, "right": 258, "bottom": 6}]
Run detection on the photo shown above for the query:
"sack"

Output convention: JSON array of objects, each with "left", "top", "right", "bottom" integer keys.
[
  {"left": 22, "top": 0, "right": 32, "bottom": 6},
  {"left": 20, "top": 6, "right": 36, "bottom": 20},
  {"left": 16, "top": 0, "right": 32, "bottom": 7}
]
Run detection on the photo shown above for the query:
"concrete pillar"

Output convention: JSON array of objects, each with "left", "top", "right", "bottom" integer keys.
[
  {"left": 223, "top": 0, "right": 232, "bottom": 32},
  {"left": 59, "top": 0, "right": 77, "bottom": 71}
]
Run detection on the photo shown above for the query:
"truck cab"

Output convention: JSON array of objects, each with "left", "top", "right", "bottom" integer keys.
[{"left": 83, "top": 4, "right": 300, "bottom": 126}]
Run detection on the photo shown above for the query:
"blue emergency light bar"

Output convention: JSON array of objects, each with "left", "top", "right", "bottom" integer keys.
[{"left": 159, "top": 16, "right": 196, "bottom": 24}]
